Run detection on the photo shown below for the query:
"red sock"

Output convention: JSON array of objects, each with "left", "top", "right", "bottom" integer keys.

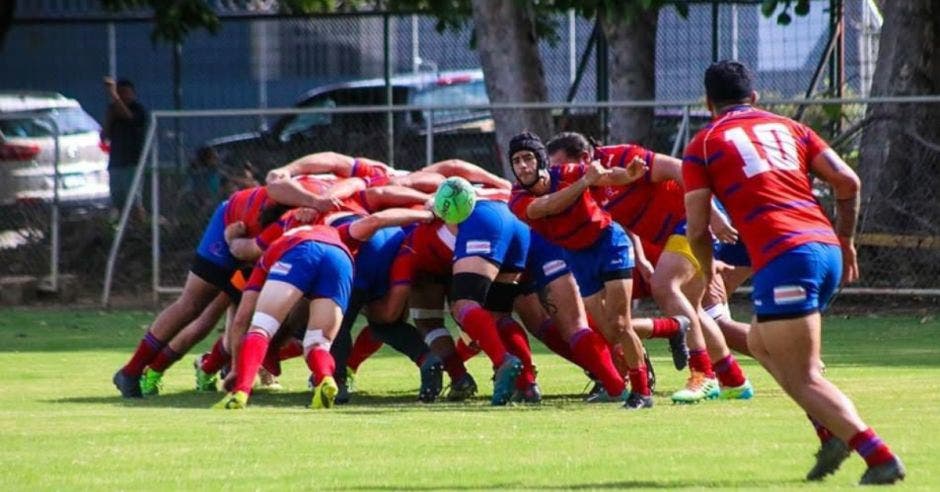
[
  {"left": 234, "top": 331, "right": 270, "bottom": 394},
  {"left": 713, "top": 353, "right": 746, "bottom": 388},
  {"left": 279, "top": 338, "right": 304, "bottom": 361},
  {"left": 455, "top": 338, "right": 481, "bottom": 362},
  {"left": 456, "top": 305, "right": 507, "bottom": 367},
  {"left": 348, "top": 326, "right": 384, "bottom": 371},
  {"left": 121, "top": 331, "right": 166, "bottom": 377},
  {"left": 689, "top": 349, "right": 715, "bottom": 377},
  {"left": 628, "top": 365, "right": 651, "bottom": 396},
  {"left": 808, "top": 414, "right": 834, "bottom": 444},
  {"left": 442, "top": 351, "right": 468, "bottom": 381},
  {"left": 849, "top": 428, "right": 896, "bottom": 468},
  {"left": 570, "top": 328, "right": 625, "bottom": 396},
  {"left": 201, "top": 336, "right": 228, "bottom": 374},
  {"left": 148, "top": 346, "right": 181, "bottom": 373},
  {"left": 497, "top": 317, "right": 535, "bottom": 390},
  {"left": 305, "top": 348, "right": 336, "bottom": 385},
  {"left": 610, "top": 344, "right": 628, "bottom": 377},
  {"left": 650, "top": 317, "right": 680, "bottom": 338},
  {"left": 534, "top": 320, "right": 578, "bottom": 365}
]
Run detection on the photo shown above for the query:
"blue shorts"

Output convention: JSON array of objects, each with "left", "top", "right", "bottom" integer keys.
[
  {"left": 266, "top": 241, "right": 353, "bottom": 311},
  {"left": 354, "top": 226, "right": 406, "bottom": 301},
  {"left": 524, "top": 230, "right": 571, "bottom": 292},
  {"left": 195, "top": 201, "right": 237, "bottom": 270},
  {"left": 715, "top": 240, "right": 752, "bottom": 267},
  {"left": 752, "top": 242, "right": 841, "bottom": 320},
  {"left": 454, "top": 200, "right": 530, "bottom": 271},
  {"left": 566, "top": 222, "right": 634, "bottom": 297}
]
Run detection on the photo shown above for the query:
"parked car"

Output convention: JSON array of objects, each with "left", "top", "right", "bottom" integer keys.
[
  {"left": 0, "top": 92, "right": 110, "bottom": 219},
  {"left": 205, "top": 70, "right": 709, "bottom": 177},
  {"left": 205, "top": 70, "right": 500, "bottom": 174}
]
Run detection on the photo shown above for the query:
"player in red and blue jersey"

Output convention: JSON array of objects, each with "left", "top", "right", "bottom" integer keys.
[
  {"left": 682, "top": 60, "right": 904, "bottom": 484},
  {"left": 546, "top": 132, "right": 753, "bottom": 404},
  {"left": 111, "top": 181, "right": 340, "bottom": 398},
  {"left": 214, "top": 206, "right": 435, "bottom": 410},
  {"left": 507, "top": 131, "right": 655, "bottom": 409}
]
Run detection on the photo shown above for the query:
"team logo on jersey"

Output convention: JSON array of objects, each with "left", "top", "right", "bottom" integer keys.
[
  {"left": 465, "top": 240, "right": 491, "bottom": 254},
  {"left": 270, "top": 261, "right": 293, "bottom": 276},
  {"left": 542, "top": 259, "right": 567, "bottom": 277},
  {"left": 773, "top": 285, "right": 807, "bottom": 304}
]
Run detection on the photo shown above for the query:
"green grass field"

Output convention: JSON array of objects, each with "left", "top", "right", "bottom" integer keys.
[{"left": 0, "top": 308, "right": 937, "bottom": 490}]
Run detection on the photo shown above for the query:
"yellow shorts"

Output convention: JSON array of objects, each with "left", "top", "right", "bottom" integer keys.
[{"left": 663, "top": 234, "right": 702, "bottom": 273}]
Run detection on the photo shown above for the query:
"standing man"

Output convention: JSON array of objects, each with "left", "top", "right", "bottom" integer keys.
[
  {"left": 682, "top": 60, "right": 904, "bottom": 485},
  {"left": 101, "top": 77, "right": 148, "bottom": 221}
]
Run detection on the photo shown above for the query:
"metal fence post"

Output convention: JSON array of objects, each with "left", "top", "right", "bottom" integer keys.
[
  {"left": 425, "top": 109, "right": 434, "bottom": 166},
  {"left": 151, "top": 128, "right": 160, "bottom": 307},
  {"left": 48, "top": 116, "right": 60, "bottom": 293}
]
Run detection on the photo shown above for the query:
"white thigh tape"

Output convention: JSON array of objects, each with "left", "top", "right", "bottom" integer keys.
[
  {"left": 705, "top": 302, "right": 730, "bottom": 321},
  {"left": 251, "top": 312, "right": 281, "bottom": 337},
  {"left": 423, "top": 328, "right": 450, "bottom": 346},
  {"left": 303, "top": 329, "right": 332, "bottom": 351},
  {"left": 410, "top": 308, "right": 445, "bottom": 320}
]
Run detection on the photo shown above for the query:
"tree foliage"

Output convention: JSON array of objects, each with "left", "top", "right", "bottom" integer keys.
[{"left": 760, "top": 0, "right": 811, "bottom": 25}]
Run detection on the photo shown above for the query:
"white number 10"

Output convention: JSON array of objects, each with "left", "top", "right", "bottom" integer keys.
[{"left": 724, "top": 123, "right": 799, "bottom": 178}]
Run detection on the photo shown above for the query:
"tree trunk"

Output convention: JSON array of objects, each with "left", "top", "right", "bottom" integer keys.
[
  {"left": 471, "top": 0, "right": 553, "bottom": 177},
  {"left": 857, "top": 0, "right": 939, "bottom": 235},
  {"left": 600, "top": 9, "right": 658, "bottom": 147}
]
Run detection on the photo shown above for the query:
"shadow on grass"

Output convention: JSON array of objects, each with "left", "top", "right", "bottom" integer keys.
[
  {"left": 332, "top": 477, "right": 804, "bottom": 490},
  {"left": 47, "top": 389, "right": 619, "bottom": 412}
]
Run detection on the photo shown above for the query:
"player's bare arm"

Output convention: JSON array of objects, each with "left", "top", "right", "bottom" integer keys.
[
  {"left": 810, "top": 148, "right": 861, "bottom": 283},
  {"left": 423, "top": 159, "right": 512, "bottom": 189},
  {"left": 348, "top": 208, "right": 434, "bottom": 242},
  {"left": 650, "top": 153, "right": 683, "bottom": 183},
  {"left": 684, "top": 188, "right": 715, "bottom": 280},
  {"left": 595, "top": 156, "right": 647, "bottom": 186}
]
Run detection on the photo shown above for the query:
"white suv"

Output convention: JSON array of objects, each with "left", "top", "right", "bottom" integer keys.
[{"left": 0, "top": 92, "right": 110, "bottom": 216}]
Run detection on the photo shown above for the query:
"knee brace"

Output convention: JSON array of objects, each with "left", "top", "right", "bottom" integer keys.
[
  {"left": 483, "top": 282, "right": 520, "bottom": 313},
  {"left": 450, "top": 273, "right": 491, "bottom": 304}
]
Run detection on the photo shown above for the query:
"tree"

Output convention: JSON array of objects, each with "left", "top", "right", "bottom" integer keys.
[
  {"left": 857, "top": 0, "right": 939, "bottom": 235},
  {"left": 470, "top": 0, "right": 552, "bottom": 177}
]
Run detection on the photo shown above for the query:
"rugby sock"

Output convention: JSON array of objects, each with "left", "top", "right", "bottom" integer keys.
[
  {"left": 455, "top": 338, "right": 481, "bottom": 362},
  {"left": 610, "top": 344, "right": 629, "bottom": 377},
  {"left": 496, "top": 317, "right": 536, "bottom": 389},
  {"left": 122, "top": 331, "right": 166, "bottom": 377},
  {"left": 278, "top": 338, "right": 304, "bottom": 361},
  {"left": 808, "top": 415, "right": 835, "bottom": 443},
  {"left": 305, "top": 348, "right": 336, "bottom": 386},
  {"left": 442, "top": 351, "right": 468, "bottom": 381},
  {"left": 649, "top": 317, "right": 681, "bottom": 338},
  {"left": 627, "top": 365, "right": 651, "bottom": 396},
  {"left": 570, "top": 328, "right": 625, "bottom": 396},
  {"left": 455, "top": 305, "right": 508, "bottom": 367},
  {"left": 234, "top": 331, "right": 269, "bottom": 394},
  {"left": 533, "top": 319, "right": 578, "bottom": 365},
  {"left": 148, "top": 346, "right": 182, "bottom": 373},
  {"left": 689, "top": 349, "right": 716, "bottom": 378},
  {"left": 201, "top": 336, "right": 228, "bottom": 374},
  {"left": 713, "top": 353, "right": 747, "bottom": 388},
  {"left": 849, "top": 428, "right": 896, "bottom": 468},
  {"left": 348, "top": 326, "right": 384, "bottom": 371}
]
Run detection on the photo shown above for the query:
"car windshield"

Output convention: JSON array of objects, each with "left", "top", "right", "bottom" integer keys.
[
  {"left": 0, "top": 107, "right": 100, "bottom": 138},
  {"left": 410, "top": 81, "right": 489, "bottom": 125}
]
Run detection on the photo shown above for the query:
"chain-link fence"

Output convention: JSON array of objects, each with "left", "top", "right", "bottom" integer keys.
[
  {"left": 92, "top": 96, "right": 939, "bottom": 307},
  {"left": 5, "top": 1, "right": 879, "bottom": 163}
]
